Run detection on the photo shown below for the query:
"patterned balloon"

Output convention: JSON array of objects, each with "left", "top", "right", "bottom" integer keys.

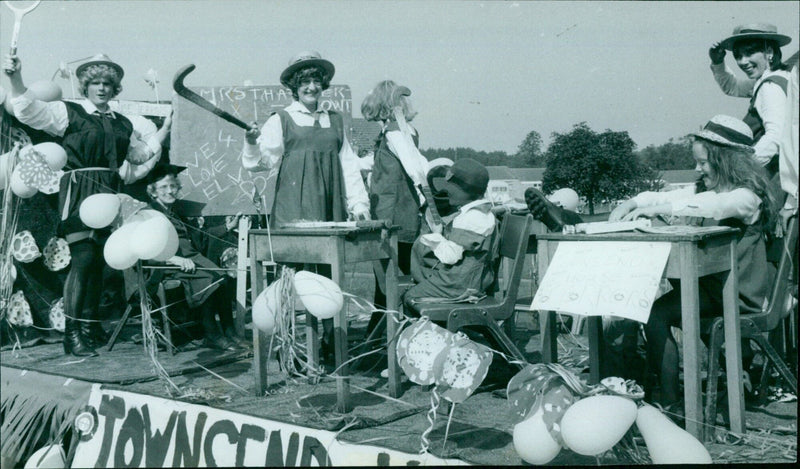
[
  {"left": 11, "top": 231, "right": 41, "bottom": 263},
  {"left": 7, "top": 291, "right": 33, "bottom": 327},
  {"left": 396, "top": 317, "right": 455, "bottom": 385},
  {"left": 49, "top": 298, "right": 65, "bottom": 332},
  {"left": 42, "top": 237, "right": 71, "bottom": 271},
  {"left": 433, "top": 333, "right": 493, "bottom": 403}
]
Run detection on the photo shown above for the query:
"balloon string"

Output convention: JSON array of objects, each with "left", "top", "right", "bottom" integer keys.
[
  {"left": 420, "top": 386, "right": 439, "bottom": 455},
  {"left": 442, "top": 401, "right": 455, "bottom": 453}
]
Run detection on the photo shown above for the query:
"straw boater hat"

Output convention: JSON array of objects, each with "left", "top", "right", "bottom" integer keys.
[
  {"left": 75, "top": 53, "right": 125, "bottom": 79},
  {"left": 719, "top": 23, "right": 792, "bottom": 51},
  {"left": 279, "top": 51, "right": 335, "bottom": 87},
  {"left": 689, "top": 115, "right": 754, "bottom": 151}
]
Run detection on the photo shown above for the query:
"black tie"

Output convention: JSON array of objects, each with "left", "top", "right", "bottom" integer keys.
[
  {"left": 313, "top": 112, "right": 321, "bottom": 129},
  {"left": 98, "top": 111, "right": 118, "bottom": 171}
]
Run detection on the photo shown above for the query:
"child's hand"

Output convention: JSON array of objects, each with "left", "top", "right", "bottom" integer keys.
[{"left": 621, "top": 204, "right": 670, "bottom": 221}]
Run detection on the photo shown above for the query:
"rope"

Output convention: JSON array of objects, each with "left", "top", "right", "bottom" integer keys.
[{"left": 419, "top": 386, "right": 440, "bottom": 455}]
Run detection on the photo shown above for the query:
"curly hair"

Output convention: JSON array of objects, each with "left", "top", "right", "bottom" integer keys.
[
  {"left": 732, "top": 38, "right": 787, "bottom": 71},
  {"left": 360, "top": 80, "right": 418, "bottom": 122},
  {"left": 286, "top": 66, "right": 331, "bottom": 100},
  {"left": 692, "top": 137, "right": 778, "bottom": 232},
  {"left": 78, "top": 64, "right": 123, "bottom": 98}
]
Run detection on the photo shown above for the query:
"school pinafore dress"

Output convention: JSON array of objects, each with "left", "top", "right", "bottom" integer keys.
[{"left": 270, "top": 109, "right": 347, "bottom": 227}]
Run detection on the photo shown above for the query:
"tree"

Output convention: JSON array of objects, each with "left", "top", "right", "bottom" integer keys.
[
  {"left": 543, "top": 122, "right": 660, "bottom": 214},
  {"left": 515, "top": 130, "right": 544, "bottom": 166},
  {"left": 637, "top": 137, "right": 695, "bottom": 170}
]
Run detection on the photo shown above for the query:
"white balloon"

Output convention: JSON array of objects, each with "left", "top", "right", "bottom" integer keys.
[
  {"left": 79, "top": 193, "right": 121, "bottom": 229},
  {"left": 24, "top": 443, "right": 66, "bottom": 469},
  {"left": 103, "top": 223, "right": 139, "bottom": 270},
  {"left": 293, "top": 271, "right": 343, "bottom": 320},
  {"left": 34, "top": 142, "right": 68, "bottom": 170},
  {"left": 252, "top": 278, "right": 286, "bottom": 334},
  {"left": 28, "top": 80, "right": 63, "bottom": 102},
  {"left": 152, "top": 222, "right": 179, "bottom": 261},
  {"left": 513, "top": 408, "right": 562, "bottom": 464},
  {"left": 130, "top": 216, "right": 171, "bottom": 260},
  {"left": 636, "top": 405, "right": 712, "bottom": 464},
  {"left": 560, "top": 395, "right": 638, "bottom": 456},
  {"left": 548, "top": 188, "right": 581, "bottom": 212},
  {"left": 10, "top": 169, "right": 37, "bottom": 198},
  {"left": 0, "top": 150, "right": 10, "bottom": 188}
]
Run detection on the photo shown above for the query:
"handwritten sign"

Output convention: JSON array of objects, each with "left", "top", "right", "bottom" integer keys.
[
  {"left": 532, "top": 241, "right": 671, "bottom": 323},
  {"left": 170, "top": 85, "right": 352, "bottom": 216},
  {"left": 72, "top": 386, "right": 466, "bottom": 467}
]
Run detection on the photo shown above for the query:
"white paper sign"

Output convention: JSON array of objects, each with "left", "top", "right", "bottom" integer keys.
[{"left": 531, "top": 241, "right": 671, "bottom": 323}]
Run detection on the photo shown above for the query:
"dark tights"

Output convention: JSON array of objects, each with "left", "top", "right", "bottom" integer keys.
[
  {"left": 367, "top": 241, "right": 413, "bottom": 336},
  {"left": 644, "top": 279, "right": 720, "bottom": 405},
  {"left": 64, "top": 239, "right": 104, "bottom": 324}
]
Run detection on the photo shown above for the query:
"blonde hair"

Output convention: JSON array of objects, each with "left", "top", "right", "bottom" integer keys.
[
  {"left": 78, "top": 64, "right": 123, "bottom": 98},
  {"left": 361, "top": 80, "right": 417, "bottom": 122}
]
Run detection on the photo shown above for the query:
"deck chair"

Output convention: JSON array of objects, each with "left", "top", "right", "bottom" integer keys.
[
  {"left": 704, "top": 215, "right": 798, "bottom": 437},
  {"left": 107, "top": 264, "right": 194, "bottom": 355},
  {"left": 407, "top": 213, "right": 533, "bottom": 368}
]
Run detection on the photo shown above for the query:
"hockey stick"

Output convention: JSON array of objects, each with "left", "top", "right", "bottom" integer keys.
[{"left": 172, "top": 64, "right": 249, "bottom": 130}]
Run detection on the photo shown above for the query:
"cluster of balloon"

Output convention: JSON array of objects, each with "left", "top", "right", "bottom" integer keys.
[
  {"left": 396, "top": 317, "right": 493, "bottom": 402},
  {"left": 79, "top": 194, "right": 179, "bottom": 270},
  {"left": 251, "top": 270, "right": 345, "bottom": 335},
  {"left": 3, "top": 80, "right": 63, "bottom": 117},
  {"left": 508, "top": 364, "right": 711, "bottom": 464},
  {"left": 5, "top": 142, "right": 67, "bottom": 197}
]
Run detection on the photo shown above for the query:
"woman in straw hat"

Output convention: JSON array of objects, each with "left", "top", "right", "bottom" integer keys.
[
  {"left": 3, "top": 53, "right": 171, "bottom": 357},
  {"left": 708, "top": 23, "right": 793, "bottom": 175},
  {"left": 242, "top": 51, "right": 370, "bottom": 365},
  {"left": 610, "top": 115, "right": 777, "bottom": 407}
]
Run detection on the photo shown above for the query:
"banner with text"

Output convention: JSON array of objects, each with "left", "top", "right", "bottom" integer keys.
[{"left": 72, "top": 386, "right": 467, "bottom": 467}]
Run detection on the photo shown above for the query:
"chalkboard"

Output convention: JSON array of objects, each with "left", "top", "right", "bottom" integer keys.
[{"left": 170, "top": 85, "right": 352, "bottom": 216}]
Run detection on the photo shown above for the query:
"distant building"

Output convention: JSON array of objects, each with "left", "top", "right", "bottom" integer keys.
[{"left": 658, "top": 169, "right": 698, "bottom": 191}]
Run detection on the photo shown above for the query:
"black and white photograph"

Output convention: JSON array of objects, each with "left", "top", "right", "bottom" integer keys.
[{"left": 1, "top": 1, "right": 798, "bottom": 466}]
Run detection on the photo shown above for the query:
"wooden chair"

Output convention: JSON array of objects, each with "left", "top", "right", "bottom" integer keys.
[
  {"left": 407, "top": 213, "right": 533, "bottom": 368},
  {"left": 703, "top": 215, "right": 798, "bottom": 438},
  {"left": 107, "top": 264, "right": 193, "bottom": 355}
]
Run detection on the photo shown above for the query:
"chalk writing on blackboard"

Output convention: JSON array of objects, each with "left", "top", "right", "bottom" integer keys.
[{"left": 170, "top": 85, "right": 351, "bottom": 216}]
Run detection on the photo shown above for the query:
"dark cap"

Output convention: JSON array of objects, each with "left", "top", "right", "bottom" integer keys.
[
  {"left": 444, "top": 158, "right": 489, "bottom": 198},
  {"left": 145, "top": 163, "right": 186, "bottom": 185}
]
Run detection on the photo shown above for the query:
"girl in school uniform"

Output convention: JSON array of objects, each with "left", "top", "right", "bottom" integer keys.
[
  {"left": 4, "top": 53, "right": 171, "bottom": 357},
  {"left": 360, "top": 80, "right": 430, "bottom": 337},
  {"left": 242, "top": 51, "right": 370, "bottom": 364},
  {"left": 609, "top": 115, "right": 778, "bottom": 407}
]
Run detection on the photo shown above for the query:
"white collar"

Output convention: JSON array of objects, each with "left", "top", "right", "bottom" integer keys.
[
  {"left": 80, "top": 99, "right": 116, "bottom": 118},
  {"left": 457, "top": 198, "right": 491, "bottom": 214},
  {"left": 285, "top": 100, "right": 326, "bottom": 115}
]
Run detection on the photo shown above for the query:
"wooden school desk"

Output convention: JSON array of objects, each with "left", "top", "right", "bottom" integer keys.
[
  {"left": 534, "top": 227, "right": 743, "bottom": 440},
  {"left": 246, "top": 221, "right": 400, "bottom": 413}
]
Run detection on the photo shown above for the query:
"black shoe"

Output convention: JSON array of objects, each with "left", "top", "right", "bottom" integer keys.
[
  {"left": 524, "top": 187, "right": 566, "bottom": 232},
  {"left": 202, "top": 335, "right": 240, "bottom": 352},
  {"left": 223, "top": 327, "right": 250, "bottom": 348},
  {"left": 82, "top": 322, "right": 110, "bottom": 348},
  {"left": 63, "top": 329, "right": 98, "bottom": 357}
]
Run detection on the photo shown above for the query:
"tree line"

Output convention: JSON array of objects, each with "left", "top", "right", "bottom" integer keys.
[{"left": 421, "top": 123, "right": 695, "bottom": 214}]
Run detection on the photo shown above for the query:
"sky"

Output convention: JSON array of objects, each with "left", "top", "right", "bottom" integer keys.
[{"left": 1, "top": 0, "right": 798, "bottom": 154}]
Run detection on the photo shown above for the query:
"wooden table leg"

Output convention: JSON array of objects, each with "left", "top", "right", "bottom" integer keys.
[
  {"left": 722, "top": 240, "right": 745, "bottom": 435},
  {"left": 587, "top": 316, "right": 603, "bottom": 384},
  {"left": 250, "top": 247, "right": 269, "bottom": 396},
  {"left": 331, "top": 243, "right": 350, "bottom": 413},
  {"left": 537, "top": 240, "right": 558, "bottom": 363},
  {"left": 385, "top": 230, "right": 401, "bottom": 397},
  {"left": 678, "top": 242, "right": 703, "bottom": 438}
]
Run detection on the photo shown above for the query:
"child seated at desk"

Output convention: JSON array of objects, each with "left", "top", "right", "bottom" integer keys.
[
  {"left": 608, "top": 115, "right": 777, "bottom": 408},
  {"left": 404, "top": 158, "right": 498, "bottom": 310}
]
